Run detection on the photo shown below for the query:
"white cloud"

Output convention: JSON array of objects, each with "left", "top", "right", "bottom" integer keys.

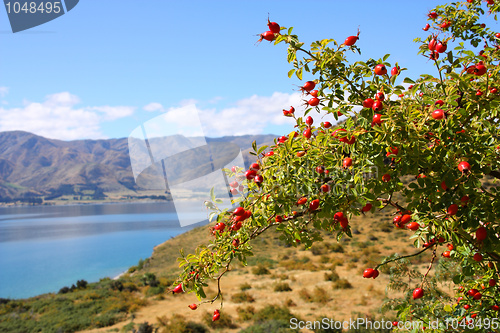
[
  {"left": 0, "top": 92, "right": 136, "bottom": 140},
  {"left": 89, "top": 105, "right": 135, "bottom": 120},
  {"left": 144, "top": 104, "right": 206, "bottom": 138},
  {"left": 44, "top": 91, "right": 80, "bottom": 107},
  {"left": 178, "top": 99, "right": 198, "bottom": 107},
  {"left": 143, "top": 102, "right": 164, "bottom": 112},
  {"left": 207, "top": 96, "right": 223, "bottom": 104},
  {"left": 0, "top": 87, "right": 9, "bottom": 98},
  {"left": 160, "top": 92, "right": 344, "bottom": 137},
  {"left": 162, "top": 92, "right": 303, "bottom": 137}
]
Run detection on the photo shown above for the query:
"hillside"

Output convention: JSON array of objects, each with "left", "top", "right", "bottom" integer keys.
[
  {"left": 97, "top": 210, "right": 443, "bottom": 333},
  {"left": 0, "top": 131, "right": 276, "bottom": 203}
]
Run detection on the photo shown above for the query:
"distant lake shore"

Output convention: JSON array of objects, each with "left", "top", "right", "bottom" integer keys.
[{"left": 0, "top": 201, "right": 209, "bottom": 299}]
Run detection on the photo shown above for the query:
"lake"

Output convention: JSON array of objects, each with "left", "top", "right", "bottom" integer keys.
[{"left": 0, "top": 202, "right": 208, "bottom": 299}]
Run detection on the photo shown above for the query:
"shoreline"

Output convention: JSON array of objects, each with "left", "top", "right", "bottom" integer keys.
[
  {"left": 0, "top": 195, "right": 211, "bottom": 208},
  {"left": 113, "top": 271, "right": 127, "bottom": 280}
]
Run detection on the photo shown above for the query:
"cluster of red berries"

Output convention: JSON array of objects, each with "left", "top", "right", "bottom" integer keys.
[
  {"left": 257, "top": 18, "right": 280, "bottom": 43},
  {"left": 296, "top": 196, "right": 320, "bottom": 211},
  {"left": 423, "top": 236, "right": 446, "bottom": 248},
  {"left": 229, "top": 166, "right": 246, "bottom": 196},
  {"left": 212, "top": 309, "right": 220, "bottom": 321},
  {"left": 442, "top": 243, "right": 454, "bottom": 258},
  {"left": 465, "top": 61, "right": 487, "bottom": 76},
  {"left": 283, "top": 106, "right": 295, "bottom": 117},
  {"left": 428, "top": 36, "right": 448, "bottom": 60},
  {"left": 331, "top": 128, "right": 356, "bottom": 145},
  {"left": 392, "top": 213, "right": 420, "bottom": 231},
  {"left": 333, "top": 211, "right": 349, "bottom": 229},
  {"left": 245, "top": 162, "right": 264, "bottom": 186},
  {"left": 362, "top": 79, "right": 397, "bottom": 128},
  {"left": 211, "top": 206, "right": 253, "bottom": 237},
  {"left": 455, "top": 278, "right": 499, "bottom": 313},
  {"left": 303, "top": 116, "right": 314, "bottom": 139},
  {"left": 301, "top": 81, "right": 320, "bottom": 107},
  {"left": 228, "top": 206, "right": 252, "bottom": 232}
]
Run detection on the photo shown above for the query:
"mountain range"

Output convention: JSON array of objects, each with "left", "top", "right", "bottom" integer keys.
[{"left": 0, "top": 131, "right": 277, "bottom": 202}]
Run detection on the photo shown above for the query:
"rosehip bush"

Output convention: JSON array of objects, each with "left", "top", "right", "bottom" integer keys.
[{"left": 174, "top": 1, "right": 500, "bottom": 330}]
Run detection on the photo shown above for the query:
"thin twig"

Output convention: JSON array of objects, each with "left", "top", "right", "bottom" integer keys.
[
  {"left": 375, "top": 244, "right": 435, "bottom": 270},
  {"left": 434, "top": 58, "right": 447, "bottom": 97},
  {"left": 421, "top": 248, "right": 437, "bottom": 288},
  {"left": 377, "top": 195, "right": 408, "bottom": 212}
]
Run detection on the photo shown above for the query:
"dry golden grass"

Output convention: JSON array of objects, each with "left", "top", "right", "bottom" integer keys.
[{"left": 79, "top": 211, "right": 430, "bottom": 333}]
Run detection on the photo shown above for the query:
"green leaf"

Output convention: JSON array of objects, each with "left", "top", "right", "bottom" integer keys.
[
  {"left": 257, "top": 145, "right": 268, "bottom": 155},
  {"left": 296, "top": 67, "right": 303, "bottom": 80},
  {"left": 452, "top": 274, "right": 463, "bottom": 284},
  {"left": 208, "top": 211, "right": 217, "bottom": 222},
  {"left": 462, "top": 265, "right": 473, "bottom": 276},
  {"left": 252, "top": 140, "right": 257, "bottom": 152},
  {"left": 363, "top": 193, "right": 376, "bottom": 201},
  {"left": 403, "top": 77, "right": 415, "bottom": 84},
  {"left": 288, "top": 69, "right": 296, "bottom": 78},
  {"left": 197, "top": 287, "right": 206, "bottom": 300},
  {"left": 447, "top": 51, "right": 453, "bottom": 64}
]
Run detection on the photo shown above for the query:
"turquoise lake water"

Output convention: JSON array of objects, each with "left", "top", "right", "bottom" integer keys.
[{"left": 0, "top": 202, "right": 207, "bottom": 299}]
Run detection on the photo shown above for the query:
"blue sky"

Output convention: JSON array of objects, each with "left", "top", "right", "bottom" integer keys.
[{"left": 0, "top": 0, "right": 494, "bottom": 140}]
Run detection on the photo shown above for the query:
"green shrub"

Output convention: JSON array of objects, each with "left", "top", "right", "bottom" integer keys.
[
  {"left": 123, "top": 282, "right": 139, "bottom": 292},
  {"left": 58, "top": 286, "right": 70, "bottom": 294},
  {"left": 240, "top": 282, "right": 252, "bottom": 291},
  {"left": 136, "top": 321, "right": 156, "bottom": 333},
  {"left": 110, "top": 280, "right": 124, "bottom": 291},
  {"left": 247, "top": 257, "right": 276, "bottom": 268},
  {"left": 252, "top": 265, "right": 270, "bottom": 275},
  {"left": 157, "top": 314, "right": 208, "bottom": 333},
  {"left": 310, "top": 244, "right": 327, "bottom": 256},
  {"left": 298, "top": 287, "right": 330, "bottom": 303},
  {"left": 141, "top": 273, "right": 158, "bottom": 287},
  {"left": 231, "top": 291, "right": 255, "bottom": 303},
  {"left": 274, "top": 282, "right": 292, "bottom": 292},
  {"left": 252, "top": 304, "right": 296, "bottom": 323},
  {"left": 299, "top": 288, "right": 312, "bottom": 302},
  {"left": 324, "top": 271, "right": 340, "bottom": 282},
  {"left": 326, "top": 243, "right": 344, "bottom": 253},
  {"left": 312, "top": 287, "right": 330, "bottom": 304},
  {"left": 76, "top": 279, "right": 88, "bottom": 289},
  {"left": 236, "top": 305, "right": 255, "bottom": 321},
  {"left": 332, "top": 279, "right": 353, "bottom": 290},
  {"left": 239, "top": 320, "right": 294, "bottom": 333},
  {"left": 137, "top": 258, "right": 145, "bottom": 270},
  {"left": 380, "top": 226, "right": 392, "bottom": 233},
  {"left": 145, "top": 286, "right": 164, "bottom": 297},
  {"left": 319, "top": 255, "right": 331, "bottom": 264},
  {"left": 202, "top": 311, "right": 237, "bottom": 329}
]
